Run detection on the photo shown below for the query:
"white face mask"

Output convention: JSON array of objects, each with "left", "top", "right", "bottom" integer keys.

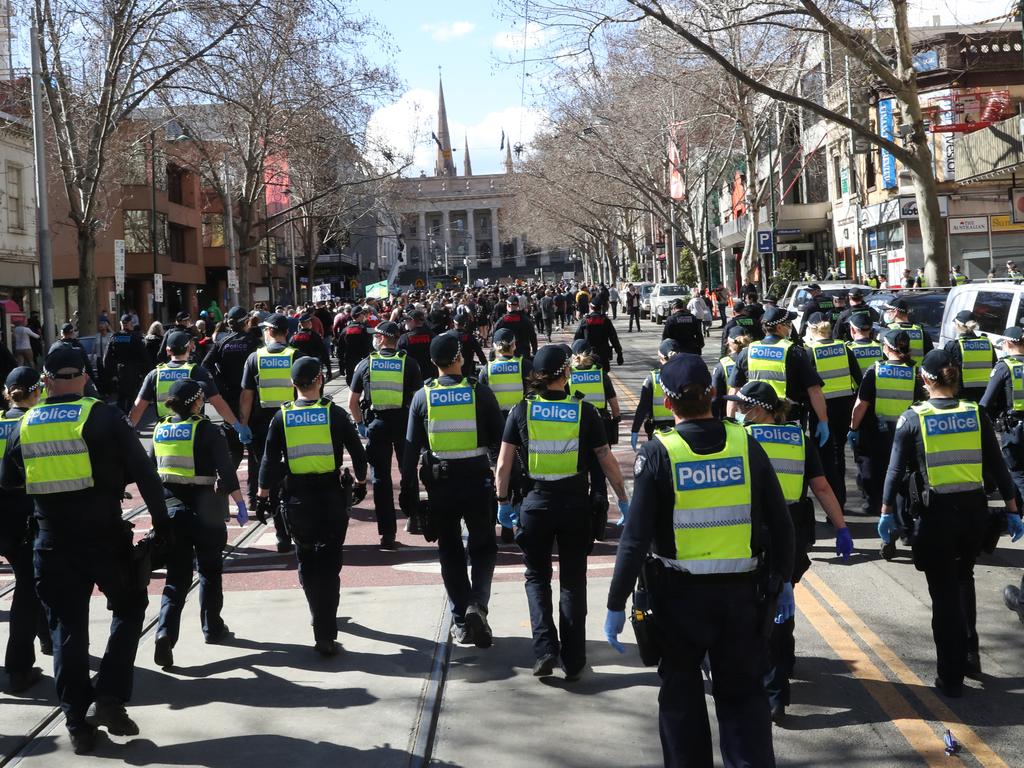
[
  {"left": 372, "top": 336, "right": 382, "bottom": 351},
  {"left": 734, "top": 410, "right": 747, "bottom": 425}
]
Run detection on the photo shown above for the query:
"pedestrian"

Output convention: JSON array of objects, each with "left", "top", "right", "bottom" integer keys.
[
  {"left": 943, "top": 310, "right": 996, "bottom": 404},
  {"left": 337, "top": 306, "right": 372, "bottom": 385},
  {"left": 714, "top": 284, "right": 730, "bottom": 327},
  {"left": 12, "top": 320, "right": 38, "bottom": 368},
  {"left": 399, "top": 333, "right": 503, "bottom": 647},
  {"left": 496, "top": 343, "right": 629, "bottom": 679},
  {"left": 143, "top": 321, "right": 164, "bottom": 366},
  {"left": 103, "top": 314, "right": 151, "bottom": 414},
  {"left": 151, "top": 378, "right": 247, "bottom": 669},
  {"left": 608, "top": 284, "right": 620, "bottom": 319},
  {"left": 604, "top": 353, "right": 794, "bottom": 768},
  {"left": 687, "top": 287, "right": 711, "bottom": 337},
  {"left": 397, "top": 308, "right": 437, "bottom": 379},
  {"left": 348, "top": 321, "right": 423, "bottom": 549},
  {"left": 626, "top": 285, "right": 642, "bottom": 332},
  {"left": 0, "top": 367, "right": 50, "bottom": 694},
  {"left": 729, "top": 381, "right": 853, "bottom": 722},
  {"left": 0, "top": 346, "right": 173, "bottom": 754},
  {"left": 494, "top": 295, "right": 539, "bottom": 359},
  {"left": 881, "top": 350, "right": 1022, "bottom": 694},
  {"left": 630, "top": 339, "right": 681, "bottom": 449},
  {"left": 289, "top": 312, "right": 333, "bottom": 381},
  {"left": 453, "top": 313, "right": 488, "bottom": 377},
  {"left": 257, "top": 357, "right": 367, "bottom": 655}
]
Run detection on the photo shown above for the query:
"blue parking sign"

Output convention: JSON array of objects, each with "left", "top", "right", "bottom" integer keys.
[{"left": 757, "top": 231, "right": 774, "bottom": 253}]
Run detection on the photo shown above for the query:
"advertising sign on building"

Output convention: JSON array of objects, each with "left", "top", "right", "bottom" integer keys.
[
  {"left": 878, "top": 99, "right": 898, "bottom": 189},
  {"left": 991, "top": 215, "right": 1024, "bottom": 233},
  {"left": 948, "top": 216, "right": 989, "bottom": 235},
  {"left": 898, "top": 195, "right": 949, "bottom": 219},
  {"left": 1012, "top": 189, "right": 1024, "bottom": 224}
]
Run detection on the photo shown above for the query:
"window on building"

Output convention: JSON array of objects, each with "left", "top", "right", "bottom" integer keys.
[
  {"left": 167, "top": 164, "right": 185, "bottom": 205},
  {"left": 202, "top": 214, "right": 225, "bottom": 247},
  {"left": 831, "top": 154, "right": 842, "bottom": 199},
  {"left": 124, "top": 146, "right": 148, "bottom": 185},
  {"left": 124, "top": 209, "right": 168, "bottom": 254},
  {"left": 865, "top": 151, "right": 877, "bottom": 189},
  {"left": 168, "top": 223, "right": 186, "bottom": 263},
  {"left": 6, "top": 162, "right": 23, "bottom": 231}
]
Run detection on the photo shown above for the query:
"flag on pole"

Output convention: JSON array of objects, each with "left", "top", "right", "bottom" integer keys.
[
  {"left": 668, "top": 122, "right": 686, "bottom": 201},
  {"left": 431, "top": 132, "right": 443, "bottom": 150},
  {"left": 500, "top": 130, "right": 505, "bottom": 150}
]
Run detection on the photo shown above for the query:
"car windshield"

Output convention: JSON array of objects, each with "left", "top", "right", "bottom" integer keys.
[
  {"left": 640, "top": 286, "right": 655, "bottom": 297},
  {"left": 658, "top": 286, "right": 688, "bottom": 296}
]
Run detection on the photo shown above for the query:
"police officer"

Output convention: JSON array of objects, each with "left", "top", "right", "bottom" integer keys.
[
  {"left": 289, "top": 311, "right": 332, "bottom": 380},
  {"left": 728, "top": 306, "right": 831, "bottom": 448},
  {"left": 453, "top": 313, "right": 487, "bottom": 377},
  {"left": 259, "top": 357, "right": 368, "bottom": 655},
  {"left": 951, "top": 264, "right": 970, "bottom": 285},
  {"left": 845, "top": 313, "right": 884, "bottom": 383},
  {"left": 981, "top": 326, "right": 1024, "bottom": 503},
  {"left": 494, "top": 295, "right": 539, "bottom": 359},
  {"left": 797, "top": 284, "right": 838, "bottom": 337},
  {"left": 881, "top": 350, "right": 1022, "bottom": 693},
  {"left": 866, "top": 270, "right": 881, "bottom": 290},
  {"left": 239, "top": 313, "right": 297, "bottom": 552},
  {"left": 604, "top": 353, "right": 794, "bottom": 768},
  {"left": 720, "top": 300, "right": 763, "bottom": 355},
  {"left": 495, "top": 344, "right": 629, "bottom": 679},
  {"left": 202, "top": 305, "right": 261, "bottom": 470},
  {"left": 158, "top": 312, "right": 199, "bottom": 363},
  {"left": 712, "top": 327, "right": 751, "bottom": 419},
  {"left": 884, "top": 297, "right": 933, "bottom": 361},
  {"left": 348, "top": 321, "right": 423, "bottom": 549},
  {"left": 151, "top": 379, "right": 246, "bottom": 669},
  {"left": 336, "top": 306, "right": 372, "bottom": 385},
  {"left": 661, "top": 298, "right": 703, "bottom": 355},
  {"left": 53, "top": 322, "right": 97, "bottom": 382},
  {"left": 943, "top": 310, "right": 996, "bottom": 403},
  {"left": 833, "top": 288, "right": 880, "bottom": 342},
  {"left": 568, "top": 339, "right": 620, "bottom": 508},
  {"left": 102, "top": 313, "right": 150, "bottom": 413},
  {"left": 0, "top": 346, "right": 171, "bottom": 753},
  {"left": 631, "top": 339, "right": 681, "bottom": 448},
  {"left": 0, "top": 367, "right": 49, "bottom": 693},
  {"left": 728, "top": 381, "right": 853, "bottom": 722},
  {"left": 400, "top": 333, "right": 503, "bottom": 647},
  {"left": 573, "top": 297, "right": 623, "bottom": 371},
  {"left": 398, "top": 308, "right": 437, "bottom": 380},
  {"left": 848, "top": 330, "right": 926, "bottom": 523}
]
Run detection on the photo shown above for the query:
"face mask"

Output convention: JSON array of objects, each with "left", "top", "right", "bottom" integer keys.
[
  {"left": 734, "top": 411, "right": 747, "bottom": 425},
  {"left": 372, "top": 337, "right": 382, "bottom": 351}
]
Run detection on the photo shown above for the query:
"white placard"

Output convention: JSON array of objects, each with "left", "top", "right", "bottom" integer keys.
[
  {"left": 154, "top": 273, "right": 164, "bottom": 302},
  {"left": 948, "top": 216, "right": 989, "bottom": 235},
  {"left": 312, "top": 283, "right": 332, "bottom": 302},
  {"left": 107, "top": 292, "right": 117, "bottom": 318},
  {"left": 114, "top": 240, "right": 125, "bottom": 295},
  {"left": 227, "top": 269, "right": 239, "bottom": 291}
]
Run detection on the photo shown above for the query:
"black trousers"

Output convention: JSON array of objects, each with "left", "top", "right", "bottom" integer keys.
[
  {"left": 628, "top": 308, "right": 642, "bottom": 332},
  {"left": 810, "top": 396, "right": 853, "bottom": 507},
  {"left": 764, "top": 513, "right": 812, "bottom": 709},
  {"left": 286, "top": 486, "right": 349, "bottom": 643},
  {"left": 366, "top": 414, "right": 406, "bottom": 538},
  {"left": 653, "top": 579, "right": 775, "bottom": 768},
  {"left": 250, "top": 409, "right": 290, "bottom": 545},
  {"left": 428, "top": 475, "right": 497, "bottom": 626},
  {"left": 999, "top": 424, "right": 1024, "bottom": 504},
  {"left": 518, "top": 492, "right": 591, "bottom": 672},
  {"left": 0, "top": 535, "right": 48, "bottom": 675}
]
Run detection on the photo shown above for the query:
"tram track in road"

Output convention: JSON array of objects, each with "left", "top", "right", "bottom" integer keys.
[{"left": 0, "top": 513, "right": 269, "bottom": 767}]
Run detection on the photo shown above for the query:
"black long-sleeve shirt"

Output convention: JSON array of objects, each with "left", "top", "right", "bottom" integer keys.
[
  {"left": 980, "top": 358, "right": 1018, "bottom": 418},
  {"left": 258, "top": 399, "right": 367, "bottom": 490},
  {"left": 882, "top": 397, "right": 1013, "bottom": 507},
  {"left": 607, "top": 419, "right": 794, "bottom": 611},
  {"left": 0, "top": 394, "right": 168, "bottom": 532},
  {"left": 149, "top": 416, "right": 240, "bottom": 507}
]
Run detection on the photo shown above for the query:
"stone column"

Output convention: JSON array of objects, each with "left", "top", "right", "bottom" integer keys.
[
  {"left": 441, "top": 209, "right": 451, "bottom": 253},
  {"left": 515, "top": 235, "right": 525, "bottom": 268},
  {"left": 465, "top": 208, "right": 476, "bottom": 268},
  {"left": 491, "top": 207, "right": 501, "bottom": 269},
  {"left": 417, "top": 212, "right": 427, "bottom": 272}
]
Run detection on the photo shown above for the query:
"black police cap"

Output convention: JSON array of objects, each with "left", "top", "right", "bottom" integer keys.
[
  {"left": 226, "top": 306, "right": 247, "bottom": 321},
  {"left": 493, "top": 328, "right": 515, "bottom": 344},
  {"left": 290, "top": 356, "right": 323, "bottom": 385},
  {"left": 5, "top": 366, "right": 41, "bottom": 392},
  {"left": 727, "top": 325, "right": 749, "bottom": 340},
  {"left": 920, "top": 349, "right": 953, "bottom": 379},
  {"left": 533, "top": 344, "right": 570, "bottom": 376},
  {"left": 850, "top": 312, "right": 874, "bottom": 330},
  {"left": 167, "top": 378, "right": 205, "bottom": 404},
  {"left": 373, "top": 321, "right": 401, "bottom": 338},
  {"left": 165, "top": 330, "right": 192, "bottom": 352},
  {"left": 724, "top": 381, "right": 781, "bottom": 412},
  {"left": 61, "top": 322, "right": 74, "bottom": 333},
  {"left": 659, "top": 339, "right": 681, "bottom": 356},
  {"left": 570, "top": 338, "right": 591, "bottom": 354},
  {"left": 429, "top": 332, "right": 461, "bottom": 365},
  {"left": 260, "top": 313, "right": 290, "bottom": 333},
  {"left": 658, "top": 352, "right": 711, "bottom": 397},
  {"left": 882, "top": 328, "right": 910, "bottom": 352},
  {"left": 806, "top": 311, "right": 826, "bottom": 325},
  {"left": 120, "top": 313, "right": 133, "bottom": 323},
  {"left": 43, "top": 345, "right": 86, "bottom": 376},
  {"left": 954, "top": 310, "right": 976, "bottom": 324},
  {"left": 1003, "top": 326, "right": 1024, "bottom": 342},
  {"left": 884, "top": 297, "right": 909, "bottom": 312},
  {"left": 175, "top": 311, "right": 190, "bottom": 321},
  {"left": 762, "top": 306, "right": 797, "bottom": 327}
]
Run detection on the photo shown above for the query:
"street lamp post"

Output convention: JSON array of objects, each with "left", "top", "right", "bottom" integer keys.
[{"left": 150, "top": 130, "right": 162, "bottom": 323}]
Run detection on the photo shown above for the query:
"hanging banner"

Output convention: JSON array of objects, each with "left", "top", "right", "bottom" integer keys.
[
  {"left": 667, "top": 121, "right": 686, "bottom": 201},
  {"left": 365, "top": 280, "right": 389, "bottom": 299},
  {"left": 878, "top": 98, "right": 898, "bottom": 189}
]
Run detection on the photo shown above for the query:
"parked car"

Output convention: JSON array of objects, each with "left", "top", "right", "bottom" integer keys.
[
  {"left": 649, "top": 283, "right": 692, "bottom": 323},
  {"left": 637, "top": 283, "right": 656, "bottom": 317},
  {"left": 865, "top": 289, "right": 948, "bottom": 345},
  {"left": 940, "top": 279, "right": 1024, "bottom": 350}
]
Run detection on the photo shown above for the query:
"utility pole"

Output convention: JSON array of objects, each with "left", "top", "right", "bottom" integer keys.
[
  {"left": 150, "top": 130, "right": 162, "bottom": 323},
  {"left": 223, "top": 155, "right": 240, "bottom": 306},
  {"left": 29, "top": 23, "right": 54, "bottom": 348}
]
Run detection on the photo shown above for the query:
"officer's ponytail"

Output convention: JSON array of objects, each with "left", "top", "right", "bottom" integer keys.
[
  {"left": 571, "top": 351, "right": 594, "bottom": 369},
  {"left": 808, "top": 320, "right": 832, "bottom": 339},
  {"left": 772, "top": 400, "right": 793, "bottom": 425},
  {"left": 496, "top": 339, "right": 515, "bottom": 357}
]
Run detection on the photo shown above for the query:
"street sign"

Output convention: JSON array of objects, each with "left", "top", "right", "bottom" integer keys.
[
  {"left": 349, "top": 279, "right": 359, "bottom": 290},
  {"left": 113, "top": 240, "right": 125, "bottom": 296},
  {"left": 776, "top": 228, "right": 801, "bottom": 236},
  {"left": 312, "top": 283, "right": 331, "bottom": 302},
  {"left": 107, "top": 291, "right": 117, "bottom": 318},
  {"left": 227, "top": 269, "right": 239, "bottom": 291},
  {"left": 414, "top": 278, "right": 425, "bottom": 288},
  {"left": 153, "top": 273, "right": 164, "bottom": 303},
  {"left": 757, "top": 231, "right": 774, "bottom": 253}
]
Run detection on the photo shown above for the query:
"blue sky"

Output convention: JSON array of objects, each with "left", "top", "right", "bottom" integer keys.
[{"left": 362, "top": 0, "right": 548, "bottom": 176}]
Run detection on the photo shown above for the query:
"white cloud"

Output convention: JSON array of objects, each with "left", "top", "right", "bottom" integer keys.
[
  {"left": 421, "top": 21, "right": 475, "bottom": 43},
  {"left": 493, "top": 21, "right": 547, "bottom": 51}
]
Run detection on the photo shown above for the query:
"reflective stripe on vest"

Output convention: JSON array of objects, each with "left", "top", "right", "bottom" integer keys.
[
  {"left": 653, "top": 423, "right": 757, "bottom": 575},
  {"left": 846, "top": 341, "right": 884, "bottom": 374},
  {"left": 720, "top": 356, "right": 737, "bottom": 383},
  {"left": 808, "top": 340, "right": 854, "bottom": 399},
  {"left": 281, "top": 401, "right": 334, "bottom": 474},
  {"left": 569, "top": 366, "right": 606, "bottom": 409},
  {"left": 488, "top": 356, "right": 525, "bottom": 411},
  {"left": 155, "top": 362, "right": 196, "bottom": 418},
  {"left": 20, "top": 398, "right": 97, "bottom": 494},
  {"left": 874, "top": 361, "right": 917, "bottom": 422},
  {"left": 0, "top": 412, "right": 22, "bottom": 458},
  {"left": 525, "top": 395, "right": 582, "bottom": 480},
  {"left": 747, "top": 340, "right": 791, "bottom": 396},
  {"left": 368, "top": 351, "right": 406, "bottom": 410},
  {"left": 153, "top": 416, "right": 215, "bottom": 485},
  {"left": 911, "top": 400, "right": 984, "bottom": 493},
  {"left": 1005, "top": 357, "right": 1024, "bottom": 412},
  {"left": 746, "top": 423, "right": 805, "bottom": 504},
  {"left": 257, "top": 348, "right": 296, "bottom": 407},
  {"left": 957, "top": 336, "right": 992, "bottom": 387},
  {"left": 651, "top": 371, "right": 673, "bottom": 424},
  {"left": 425, "top": 381, "right": 486, "bottom": 459},
  {"left": 888, "top": 323, "right": 925, "bottom": 359}
]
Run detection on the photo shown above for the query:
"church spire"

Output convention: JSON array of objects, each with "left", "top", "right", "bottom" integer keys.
[
  {"left": 505, "top": 139, "right": 514, "bottom": 174},
  {"left": 463, "top": 133, "right": 473, "bottom": 176},
  {"left": 434, "top": 73, "right": 457, "bottom": 177}
]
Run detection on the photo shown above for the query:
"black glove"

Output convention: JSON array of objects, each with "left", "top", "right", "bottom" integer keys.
[
  {"left": 616, "top": 352, "right": 624, "bottom": 366},
  {"left": 153, "top": 522, "right": 177, "bottom": 552},
  {"left": 352, "top": 482, "right": 368, "bottom": 505},
  {"left": 398, "top": 484, "right": 419, "bottom": 517},
  {"left": 255, "top": 497, "right": 272, "bottom": 525}
]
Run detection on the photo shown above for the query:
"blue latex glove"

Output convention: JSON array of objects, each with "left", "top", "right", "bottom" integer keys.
[
  {"left": 835, "top": 527, "right": 853, "bottom": 562},
  {"left": 233, "top": 422, "right": 253, "bottom": 445},
  {"left": 846, "top": 429, "right": 858, "bottom": 449},
  {"left": 236, "top": 499, "right": 249, "bottom": 527},
  {"left": 357, "top": 422, "right": 368, "bottom": 439},
  {"left": 604, "top": 609, "right": 626, "bottom": 654},
  {"left": 815, "top": 421, "right": 830, "bottom": 447},
  {"left": 630, "top": 432, "right": 639, "bottom": 451},
  {"left": 877, "top": 513, "right": 896, "bottom": 545},
  {"left": 497, "top": 502, "right": 518, "bottom": 528},
  {"left": 616, "top": 499, "right": 629, "bottom": 526},
  {"left": 774, "top": 582, "right": 795, "bottom": 624},
  {"left": 1007, "top": 513, "right": 1024, "bottom": 543}
]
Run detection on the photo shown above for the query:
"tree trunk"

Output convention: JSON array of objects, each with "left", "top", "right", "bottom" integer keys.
[{"left": 77, "top": 227, "right": 97, "bottom": 336}]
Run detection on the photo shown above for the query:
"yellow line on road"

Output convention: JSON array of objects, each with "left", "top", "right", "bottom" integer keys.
[
  {"left": 803, "top": 571, "right": 1009, "bottom": 768},
  {"left": 795, "top": 581, "right": 949, "bottom": 766},
  {"left": 608, "top": 371, "right": 639, "bottom": 409}
]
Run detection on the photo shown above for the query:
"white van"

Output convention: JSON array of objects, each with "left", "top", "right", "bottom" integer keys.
[{"left": 940, "top": 280, "right": 1024, "bottom": 349}]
